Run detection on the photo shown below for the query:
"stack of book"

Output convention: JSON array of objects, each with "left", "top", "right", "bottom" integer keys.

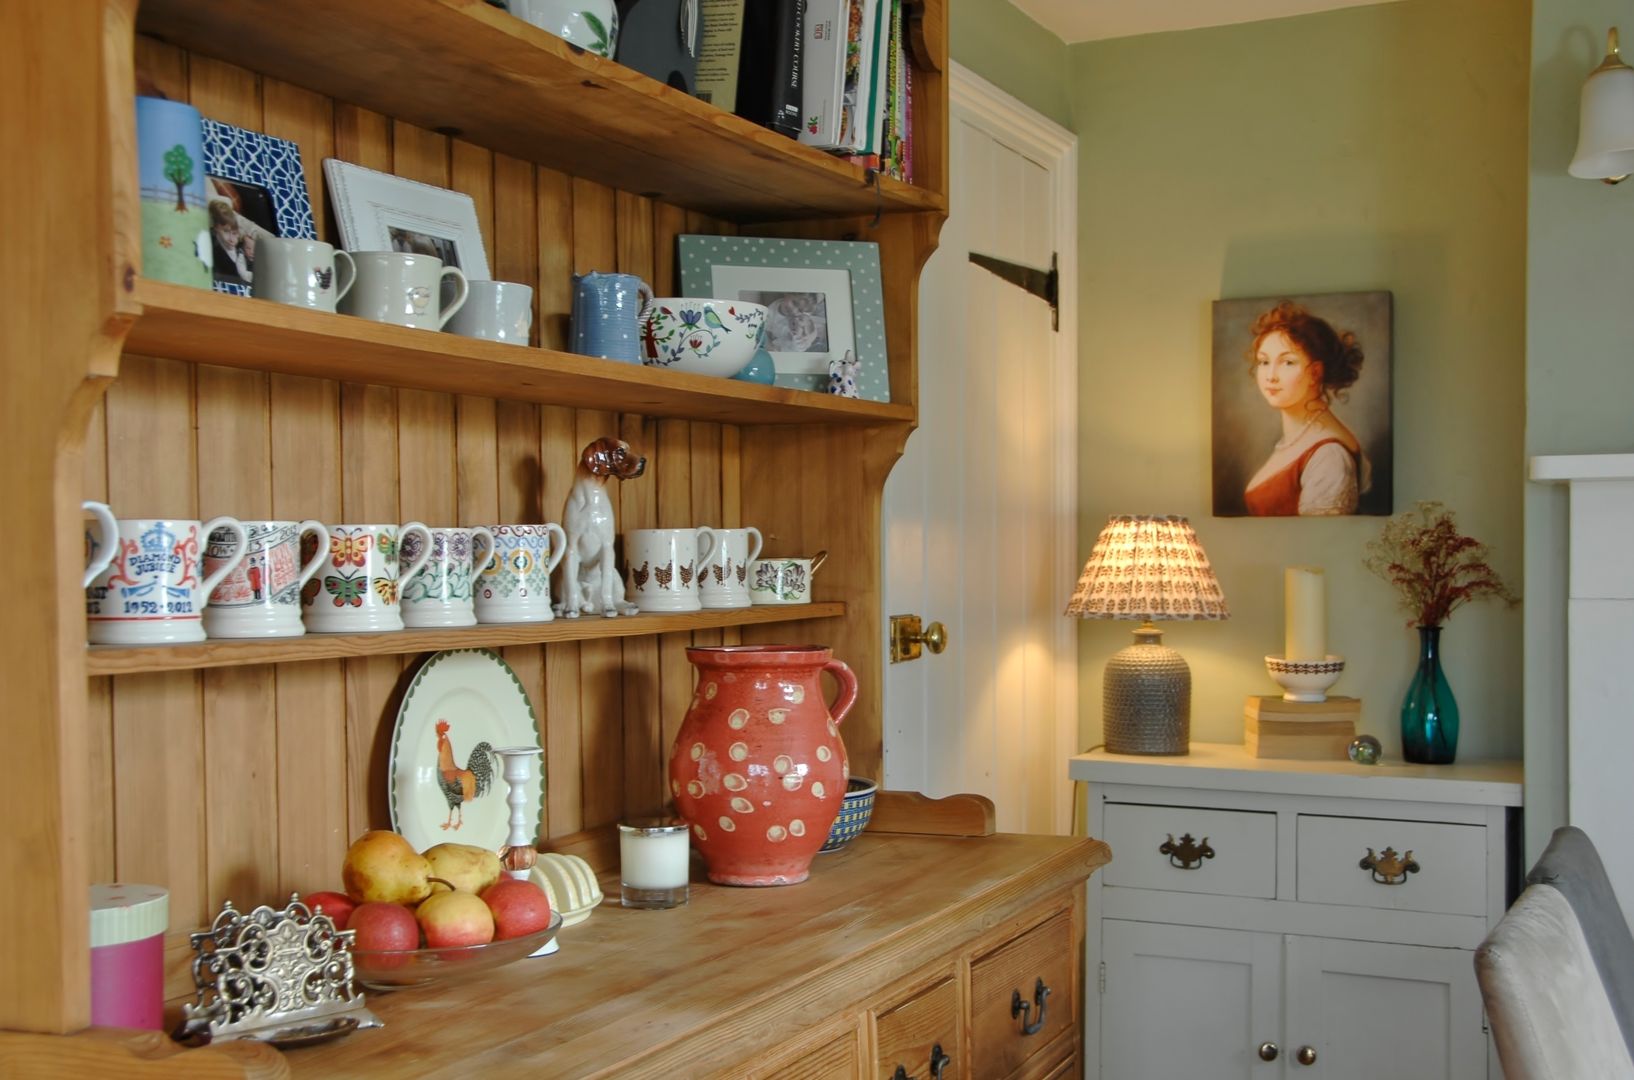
[
  {"left": 696, "top": 0, "right": 912, "bottom": 182},
  {"left": 1243, "top": 696, "right": 1360, "bottom": 760}
]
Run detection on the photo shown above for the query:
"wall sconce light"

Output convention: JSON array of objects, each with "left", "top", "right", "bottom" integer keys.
[{"left": 1571, "top": 28, "right": 1634, "bottom": 183}]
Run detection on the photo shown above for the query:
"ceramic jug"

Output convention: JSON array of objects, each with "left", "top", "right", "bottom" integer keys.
[
  {"left": 669, "top": 645, "right": 857, "bottom": 886},
  {"left": 571, "top": 271, "right": 653, "bottom": 363}
]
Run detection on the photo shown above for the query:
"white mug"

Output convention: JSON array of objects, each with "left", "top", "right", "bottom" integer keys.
[
  {"left": 85, "top": 517, "right": 248, "bottom": 644},
  {"left": 340, "top": 251, "right": 469, "bottom": 331},
  {"left": 202, "top": 520, "right": 329, "bottom": 638},
  {"left": 251, "top": 238, "right": 355, "bottom": 312},
  {"left": 747, "top": 551, "right": 828, "bottom": 606},
  {"left": 474, "top": 524, "right": 568, "bottom": 623},
  {"left": 624, "top": 527, "right": 719, "bottom": 613},
  {"left": 696, "top": 525, "right": 762, "bottom": 610},
  {"left": 445, "top": 280, "right": 534, "bottom": 346},
  {"left": 400, "top": 526, "right": 498, "bottom": 628},
  {"left": 506, "top": 0, "right": 620, "bottom": 58},
  {"left": 81, "top": 501, "right": 118, "bottom": 588},
  {"left": 301, "top": 522, "right": 433, "bottom": 633}
]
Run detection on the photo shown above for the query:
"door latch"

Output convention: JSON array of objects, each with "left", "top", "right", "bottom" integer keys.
[{"left": 890, "top": 614, "right": 948, "bottom": 663}]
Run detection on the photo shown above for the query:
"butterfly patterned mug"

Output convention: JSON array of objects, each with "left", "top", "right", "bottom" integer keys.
[
  {"left": 624, "top": 527, "right": 720, "bottom": 614},
  {"left": 301, "top": 522, "right": 432, "bottom": 633}
]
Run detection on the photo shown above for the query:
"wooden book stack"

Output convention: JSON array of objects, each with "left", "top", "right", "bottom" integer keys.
[{"left": 1244, "top": 695, "right": 1360, "bottom": 760}]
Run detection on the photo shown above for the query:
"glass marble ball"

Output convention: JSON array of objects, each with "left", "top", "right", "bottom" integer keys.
[{"left": 1348, "top": 734, "right": 1383, "bottom": 766}]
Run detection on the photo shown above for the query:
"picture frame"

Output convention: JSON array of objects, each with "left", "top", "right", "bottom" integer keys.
[
  {"left": 677, "top": 235, "right": 890, "bottom": 401},
  {"left": 201, "top": 119, "right": 317, "bottom": 296},
  {"left": 1211, "top": 290, "right": 1393, "bottom": 518},
  {"left": 321, "top": 158, "right": 491, "bottom": 281}
]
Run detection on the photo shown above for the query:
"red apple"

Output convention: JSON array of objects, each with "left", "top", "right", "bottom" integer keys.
[
  {"left": 348, "top": 901, "right": 419, "bottom": 954},
  {"left": 416, "top": 889, "right": 495, "bottom": 948},
  {"left": 303, "top": 891, "right": 357, "bottom": 931},
  {"left": 480, "top": 878, "right": 553, "bottom": 940}
]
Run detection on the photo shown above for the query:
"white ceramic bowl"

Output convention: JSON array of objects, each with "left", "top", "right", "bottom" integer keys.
[
  {"left": 1264, "top": 654, "right": 1346, "bottom": 703},
  {"left": 640, "top": 298, "right": 767, "bottom": 377}
]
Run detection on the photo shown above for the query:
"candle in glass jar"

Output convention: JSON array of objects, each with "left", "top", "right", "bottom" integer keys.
[
  {"left": 1284, "top": 566, "right": 1326, "bottom": 661},
  {"left": 618, "top": 819, "right": 690, "bottom": 909}
]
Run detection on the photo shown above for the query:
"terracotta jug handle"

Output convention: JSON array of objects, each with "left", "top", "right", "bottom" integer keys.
[{"left": 824, "top": 659, "right": 858, "bottom": 726}]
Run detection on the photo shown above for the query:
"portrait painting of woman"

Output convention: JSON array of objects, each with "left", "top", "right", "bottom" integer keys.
[{"left": 1211, "top": 292, "right": 1392, "bottom": 517}]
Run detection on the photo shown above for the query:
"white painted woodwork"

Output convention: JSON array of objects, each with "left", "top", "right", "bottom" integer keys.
[
  {"left": 1101, "top": 802, "right": 1277, "bottom": 898},
  {"left": 1531, "top": 453, "right": 1634, "bottom": 925},
  {"left": 1077, "top": 746, "right": 1516, "bottom": 1078},
  {"left": 883, "top": 63, "right": 1078, "bottom": 834}
]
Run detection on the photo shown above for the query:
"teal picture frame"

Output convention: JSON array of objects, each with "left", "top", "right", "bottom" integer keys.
[{"left": 677, "top": 235, "right": 890, "bottom": 401}]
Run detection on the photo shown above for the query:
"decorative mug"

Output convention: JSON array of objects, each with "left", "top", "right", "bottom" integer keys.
[
  {"left": 474, "top": 524, "right": 568, "bottom": 623},
  {"left": 445, "top": 280, "right": 534, "bottom": 346},
  {"left": 80, "top": 501, "right": 119, "bottom": 588},
  {"left": 696, "top": 526, "right": 763, "bottom": 610},
  {"left": 400, "top": 526, "right": 498, "bottom": 628},
  {"left": 135, "top": 97, "right": 210, "bottom": 289},
  {"left": 625, "top": 527, "right": 720, "bottom": 614},
  {"left": 340, "top": 251, "right": 469, "bottom": 331},
  {"left": 202, "top": 519, "right": 330, "bottom": 638},
  {"left": 301, "top": 522, "right": 432, "bottom": 633},
  {"left": 747, "top": 551, "right": 828, "bottom": 605},
  {"left": 86, "top": 517, "right": 248, "bottom": 644},
  {"left": 506, "top": 0, "right": 619, "bottom": 58},
  {"left": 251, "top": 238, "right": 356, "bottom": 312},
  {"left": 571, "top": 271, "right": 652, "bottom": 363}
]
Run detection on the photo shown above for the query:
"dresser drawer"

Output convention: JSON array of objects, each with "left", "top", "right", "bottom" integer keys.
[
  {"left": 970, "top": 910, "right": 1075, "bottom": 1078},
  {"left": 1101, "top": 802, "right": 1276, "bottom": 898},
  {"left": 875, "top": 977, "right": 960, "bottom": 1080},
  {"left": 1296, "top": 814, "right": 1487, "bottom": 916}
]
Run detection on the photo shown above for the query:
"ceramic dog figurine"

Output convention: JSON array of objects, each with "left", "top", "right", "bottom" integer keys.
[
  {"left": 827, "top": 349, "right": 860, "bottom": 398},
  {"left": 557, "top": 437, "right": 647, "bottom": 618}
]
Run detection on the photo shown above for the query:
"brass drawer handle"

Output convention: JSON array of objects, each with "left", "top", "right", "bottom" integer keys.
[
  {"left": 1359, "top": 846, "right": 1419, "bottom": 885},
  {"left": 1010, "top": 976, "right": 1051, "bottom": 1036},
  {"left": 1160, "top": 832, "right": 1214, "bottom": 869}
]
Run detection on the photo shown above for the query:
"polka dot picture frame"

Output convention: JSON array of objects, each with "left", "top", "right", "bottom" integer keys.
[
  {"left": 200, "top": 119, "right": 316, "bottom": 297},
  {"left": 677, "top": 235, "right": 891, "bottom": 402}
]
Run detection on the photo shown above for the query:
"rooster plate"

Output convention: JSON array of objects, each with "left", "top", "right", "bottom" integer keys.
[{"left": 388, "top": 649, "right": 543, "bottom": 853}]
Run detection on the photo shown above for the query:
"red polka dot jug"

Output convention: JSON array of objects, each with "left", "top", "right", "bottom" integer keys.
[{"left": 669, "top": 645, "right": 858, "bottom": 886}]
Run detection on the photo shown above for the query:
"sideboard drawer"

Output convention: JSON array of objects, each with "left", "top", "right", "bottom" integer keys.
[
  {"left": 1101, "top": 802, "right": 1276, "bottom": 898},
  {"left": 875, "top": 976, "right": 960, "bottom": 1080},
  {"left": 1296, "top": 814, "right": 1487, "bottom": 916},
  {"left": 970, "top": 910, "right": 1075, "bottom": 1078}
]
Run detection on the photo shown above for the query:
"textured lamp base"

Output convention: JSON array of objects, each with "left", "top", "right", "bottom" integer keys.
[{"left": 1103, "top": 625, "right": 1192, "bottom": 754}]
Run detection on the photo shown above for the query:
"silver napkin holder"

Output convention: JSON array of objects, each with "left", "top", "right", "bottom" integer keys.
[{"left": 173, "top": 894, "right": 381, "bottom": 1048}]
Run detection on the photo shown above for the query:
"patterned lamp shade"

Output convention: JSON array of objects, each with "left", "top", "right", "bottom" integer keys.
[{"left": 1065, "top": 516, "right": 1229, "bottom": 622}]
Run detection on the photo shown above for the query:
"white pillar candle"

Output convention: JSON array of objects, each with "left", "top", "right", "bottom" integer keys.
[
  {"left": 1284, "top": 566, "right": 1326, "bottom": 661},
  {"left": 618, "top": 819, "right": 691, "bottom": 908}
]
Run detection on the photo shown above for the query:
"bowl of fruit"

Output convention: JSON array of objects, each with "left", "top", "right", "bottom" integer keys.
[{"left": 306, "top": 831, "right": 564, "bottom": 992}]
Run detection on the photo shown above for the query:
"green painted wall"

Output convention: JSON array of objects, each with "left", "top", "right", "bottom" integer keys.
[
  {"left": 1525, "top": 4, "right": 1634, "bottom": 859},
  {"left": 949, "top": 0, "right": 1072, "bottom": 129},
  {"left": 1065, "top": 0, "right": 1530, "bottom": 760}
]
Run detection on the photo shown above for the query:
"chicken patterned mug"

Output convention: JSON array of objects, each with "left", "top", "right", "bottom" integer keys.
[
  {"left": 86, "top": 517, "right": 249, "bottom": 644},
  {"left": 300, "top": 523, "right": 432, "bottom": 634}
]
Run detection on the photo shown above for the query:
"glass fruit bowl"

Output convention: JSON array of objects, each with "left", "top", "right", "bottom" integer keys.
[{"left": 351, "top": 911, "right": 562, "bottom": 990}]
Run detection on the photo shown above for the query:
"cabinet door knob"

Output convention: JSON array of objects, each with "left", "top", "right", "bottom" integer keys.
[
  {"left": 1160, "top": 832, "right": 1215, "bottom": 869},
  {"left": 1359, "top": 846, "right": 1419, "bottom": 885},
  {"left": 1010, "top": 976, "right": 1051, "bottom": 1036},
  {"left": 1258, "top": 1042, "right": 1280, "bottom": 1061},
  {"left": 1296, "top": 1045, "right": 1318, "bottom": 1066},
  {"left": 930, "top": 1043, "right": 952, "bottom": 1079}
]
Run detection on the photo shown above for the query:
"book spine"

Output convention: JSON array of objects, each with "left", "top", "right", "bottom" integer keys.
[
  {"left": 736, "top": 0, "right": 806, "bottom": 138},
  {"left": 694, "top": 0, "right": 748, "bottom": 111},
  {"left": 798, "top": 0, "right": 847, "bottom": 146}
]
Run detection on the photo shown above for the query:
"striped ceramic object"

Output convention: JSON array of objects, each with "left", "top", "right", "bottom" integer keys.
[{"left": 820, "top": 778, "right": 878, "bottom": 853}]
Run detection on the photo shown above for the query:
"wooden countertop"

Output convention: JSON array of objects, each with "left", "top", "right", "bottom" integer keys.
[{"left": 287, "top": 831, "right": 1108, "bottom": 1078}]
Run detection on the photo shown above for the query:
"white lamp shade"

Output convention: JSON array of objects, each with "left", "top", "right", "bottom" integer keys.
[{"left": 1571, "top": 36, "right": 1634, "bottom": 180}]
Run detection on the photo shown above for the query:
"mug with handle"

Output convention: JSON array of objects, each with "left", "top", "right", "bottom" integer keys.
[
  {"left": 571, "top": 271, "right": 653, "bottom": 363},
  {"left": 341, "top": 252, "right": 469, "bottom": 331},
  {"left": 696, "top": 525, "right": 762, "bottom": 610},
  {"left": 301, "top": 522, "right": 433, "bottom": 633},
  {"left": 86, "top": 516, "right": 249, "bottom": 644},
  {"left": 624, "top": 527, "right": 719, "bottom": 614},
  {"left": 81, "top": 501, "right": 118, "bottom": 588},
  {"left": 202, "top": 519, "right": 330, "bottom": 638},
  {"left": 252, "top": 238, "right": 356, "bottom": 312},
  {"left": 747, "top": 550, "right": 828, "bottom": 606},
  {"left": 400, "top": 526, "right": 498, "bottom": 628},
  {"left": 473, "top": 524, "right": 568, "bottom": 624}
]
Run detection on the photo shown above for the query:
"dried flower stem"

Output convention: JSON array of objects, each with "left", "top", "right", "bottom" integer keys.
[{"left": 1363, "top": 501, "right": 1518, "bottom": 627}]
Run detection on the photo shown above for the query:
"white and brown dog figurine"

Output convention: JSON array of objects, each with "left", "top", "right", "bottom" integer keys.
[{"left": 558, "top": 437, "right": 647, "bottom": 618}]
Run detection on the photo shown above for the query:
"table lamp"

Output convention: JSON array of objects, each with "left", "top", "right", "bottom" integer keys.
[{"left": 1066, "top": 515, "right": 1229, "bottom": 755}]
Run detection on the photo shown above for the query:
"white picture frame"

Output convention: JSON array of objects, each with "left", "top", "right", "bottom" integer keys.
[{"left": 321, "top": 159, "right": 490, "bottom": 280}]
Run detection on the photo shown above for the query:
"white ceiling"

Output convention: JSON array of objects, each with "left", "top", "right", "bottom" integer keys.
[{"left": 1006, "top": 0, "right": 1401, "bottom": 44}]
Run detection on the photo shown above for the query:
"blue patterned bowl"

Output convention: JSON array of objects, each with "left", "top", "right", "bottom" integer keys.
[{"left": 819, "top": 777, "right": 877, "bottom": 853}]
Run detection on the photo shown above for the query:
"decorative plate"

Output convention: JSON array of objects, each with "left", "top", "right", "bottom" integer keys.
[{"left": 388, "top": 649, "right": 542, "bottom": 853}]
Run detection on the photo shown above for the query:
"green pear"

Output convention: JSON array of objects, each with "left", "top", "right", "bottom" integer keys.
[
  {"left": 423, "top": 842, "right": 503, "bottom": 894},
  {"left": 342, "top": 830, "right": 432, "bottom": 905}
]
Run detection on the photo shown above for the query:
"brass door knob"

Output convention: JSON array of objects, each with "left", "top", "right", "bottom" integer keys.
[
  {"left": 890, "top": 615, "right": 950, "bottom": 662},
  {"left": 1258, "top": 1042, "right": 1279, "bottom": 1061},
  {"left": 1296, "top": 1045, "right": 1317, "bottom": 1066}
]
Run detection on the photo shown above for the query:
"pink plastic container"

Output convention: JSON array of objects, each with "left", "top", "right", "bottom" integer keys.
[{"left": 89, "top": 884, "right": 168, "bottom": 1030}]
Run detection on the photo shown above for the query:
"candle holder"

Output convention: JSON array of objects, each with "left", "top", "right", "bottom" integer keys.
[
  {"left": 1265, "top": 654, "right": 1346, "bottom": 702},
  {"left": 618, "top": 818, "right": 690, "bottom": 909},
  {"left": 493, "top": 745, "right": 543, "bottom": 879}
]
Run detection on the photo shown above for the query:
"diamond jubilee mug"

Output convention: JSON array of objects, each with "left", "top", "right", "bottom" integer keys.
[{"left": 86, "top": 517, "right": 249, "bottom": 644}]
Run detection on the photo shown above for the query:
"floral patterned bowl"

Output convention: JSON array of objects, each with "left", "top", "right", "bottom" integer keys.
[{"left": 639, "top": 298, "right": 767, "bottom": 377}]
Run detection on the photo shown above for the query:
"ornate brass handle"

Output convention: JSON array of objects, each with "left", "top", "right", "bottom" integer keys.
[
  {"left": 930, "top": 1044, "right": 951, "bottom": 1080},
  {"left": 1359, "top": 846, "right": 1419, "bottom": 885},
  {"left": 1160, "top": 833, "right": 1215, "bottom": 869},
  {"left": 1011, "top": 976, "right": 1051, "bottom": 1036}
]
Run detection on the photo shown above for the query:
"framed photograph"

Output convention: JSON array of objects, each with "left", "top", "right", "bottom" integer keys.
[
  {"left": 201, "top": 119, "right": 317, "bottom": 296},
  {"left": 322, "top": 158, "right": 491, "bottom": 281},
  {"left": 1212, "top": 290, "right": 1393, "bottom": 517},
  {"left": 678, "top": 235, "right": 889, "bottom": 401}
]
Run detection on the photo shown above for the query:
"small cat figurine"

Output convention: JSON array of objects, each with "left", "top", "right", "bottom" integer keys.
[{"left": 827, "top": 349, "right": 861, "bottom": 398}]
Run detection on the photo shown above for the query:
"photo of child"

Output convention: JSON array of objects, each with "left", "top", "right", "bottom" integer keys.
[
  {"left": 742, "top": 291, "right": 830, "bottom": 353},
  {"left": 205, "top": 175, "right": 279, "bottom": 287}
]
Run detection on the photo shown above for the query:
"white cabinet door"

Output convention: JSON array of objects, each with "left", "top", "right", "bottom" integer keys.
[
  {"left": 1100, "top": 920, "right": 1282, "bottom": 1080},
  {"left": 1283, "top": 936, "right": 1486, "bottom": 1080}
]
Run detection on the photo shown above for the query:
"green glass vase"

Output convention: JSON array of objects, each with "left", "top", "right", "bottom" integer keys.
[{"left": 1401, "top": 625, "right": 1459, "bottom": 764}]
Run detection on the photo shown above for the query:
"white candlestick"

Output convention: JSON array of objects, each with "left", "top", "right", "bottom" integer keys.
[
  {"left": 1284, "top": 566, "right": 1326, "bottom": 661},
  {"left": 494, "top": 746, "right": 542, "bottom": 880}
]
